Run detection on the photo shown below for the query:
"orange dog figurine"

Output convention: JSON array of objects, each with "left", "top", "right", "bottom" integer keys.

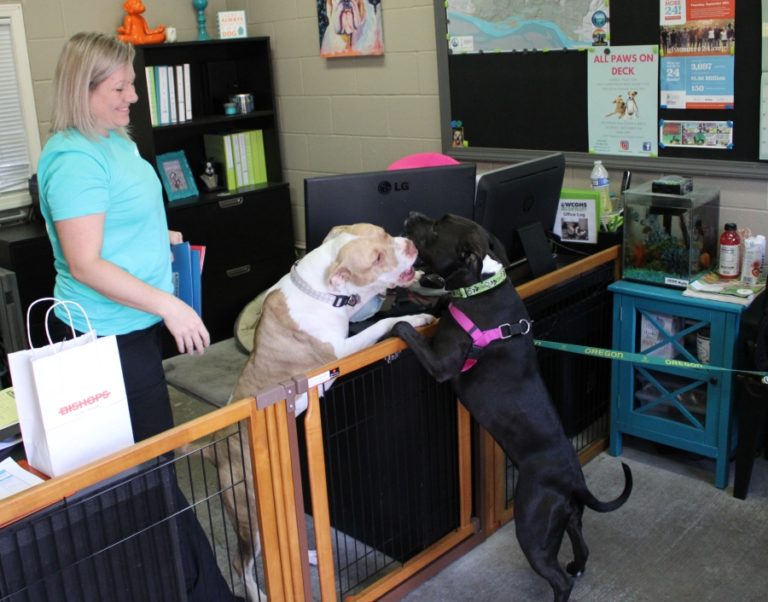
[{"left": 117, "top": 0, "right": 166, "bottom": 45}]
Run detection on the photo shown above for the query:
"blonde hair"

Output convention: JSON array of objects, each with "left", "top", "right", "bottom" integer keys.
[{"left": 50, "top": 32, "right": 135, "bottom": 139}]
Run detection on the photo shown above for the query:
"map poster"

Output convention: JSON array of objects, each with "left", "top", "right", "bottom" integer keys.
[
  {"left": 659, "top": 120, "right": 734, "bottom": 149},
  {"left": 588, "top": 45, "right": 659, "bottom": 157},
  {"left": 659, "top": 0, "right": 735, "bottom": 109},
  {"left": 446, "top": 0, "right": 610, "bottom": 54}
]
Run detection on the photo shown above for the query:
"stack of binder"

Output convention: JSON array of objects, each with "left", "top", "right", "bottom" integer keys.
[
  {"left": 171, "top": 242, "right": 205, "bottom": 316},
  {"left": 203, "top": 130, "right": 267, "bottom": 191},
  {"left": 144, "top": 64, "right": 192, "bottom": 126}
]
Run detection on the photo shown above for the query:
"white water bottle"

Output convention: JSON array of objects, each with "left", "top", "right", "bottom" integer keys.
[{"left": 590, "top": 160, "right": 612, "bottom": 216}]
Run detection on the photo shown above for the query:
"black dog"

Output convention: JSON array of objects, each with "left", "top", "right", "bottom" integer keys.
[{"left": 392, "top": 213, "right": 632, "bottom": 602}]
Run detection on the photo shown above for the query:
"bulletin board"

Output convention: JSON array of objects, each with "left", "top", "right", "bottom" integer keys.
[{"left": 434, "top": 0, "right": 768, "bottom": 179}]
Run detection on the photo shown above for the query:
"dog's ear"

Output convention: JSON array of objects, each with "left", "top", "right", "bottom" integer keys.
[
  {"left": 323, "top": 225, "right": 347, "bottom": 243},
  {"left": 457, "top": 240, "right": 484, "bottom": 272},
  {"left": 442, "top": 240, "right": 483, "bottom": 289},
  {"left": 328, "top": 264, "right": 351, "bottom": 290}
]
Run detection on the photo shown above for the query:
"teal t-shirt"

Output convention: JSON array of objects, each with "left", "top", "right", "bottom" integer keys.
[{"left": 37, "top": 130, "right": 173, "bottom": 335}]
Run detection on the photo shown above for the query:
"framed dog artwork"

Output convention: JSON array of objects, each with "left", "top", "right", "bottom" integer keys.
[
  {"left": 156, "top": 151, "right": 199, "bottom": 202},
  {"left": 318, "top": 0, "right": 384, "bottom": 58}
]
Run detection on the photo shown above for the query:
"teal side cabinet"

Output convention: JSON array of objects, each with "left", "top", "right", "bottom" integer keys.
[{"left": 608, "top": 280, "right": 749, "bottom": 489}]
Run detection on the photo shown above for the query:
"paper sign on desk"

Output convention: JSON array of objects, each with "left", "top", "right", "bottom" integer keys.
[
  {"left": 0, "top": 457, "right": 44, "bottom": 500},
  {"left": 553, "top": 189, "right": 599, "bottom": 244}
]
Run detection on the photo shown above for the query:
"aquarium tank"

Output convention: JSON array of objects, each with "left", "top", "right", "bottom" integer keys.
[{"left": 622, "top": 181, "right": 720, "bottom": 288}]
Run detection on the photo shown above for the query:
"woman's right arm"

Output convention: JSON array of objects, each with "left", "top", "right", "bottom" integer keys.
[{"left": 55, "top": 213, "right": 210, "bottom": 354}]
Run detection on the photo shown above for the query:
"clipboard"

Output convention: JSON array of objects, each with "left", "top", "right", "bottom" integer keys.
[{"left": 0, "top": 387, "right": 20, "bottom": 440}]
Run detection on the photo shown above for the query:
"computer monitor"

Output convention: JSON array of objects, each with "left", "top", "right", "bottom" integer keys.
[
  {"left": 473, "top": 152, "right": 565, "bottom": 277},
  {"left": 303, "top": 162, "right": 477, "bottom": 250}
]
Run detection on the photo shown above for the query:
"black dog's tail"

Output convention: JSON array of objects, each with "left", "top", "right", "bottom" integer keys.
[{"left": 578, "top": 462, "right": 633, "bottom": 513}]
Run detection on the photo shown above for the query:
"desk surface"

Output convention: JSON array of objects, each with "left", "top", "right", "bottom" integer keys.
[{"left": 609, "top": 279, "right": 758, "bottom": 315}]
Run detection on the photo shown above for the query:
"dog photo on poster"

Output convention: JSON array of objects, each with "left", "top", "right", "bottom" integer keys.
[{"left": 317, "top": 0, "right": 384, "bottom": 58}]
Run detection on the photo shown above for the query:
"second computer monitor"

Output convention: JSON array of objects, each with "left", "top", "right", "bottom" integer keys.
[{"left": 474, "top": 152, "right": 565, "bottom": 274}]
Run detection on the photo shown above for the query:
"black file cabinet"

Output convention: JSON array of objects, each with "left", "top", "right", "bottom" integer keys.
[
  {"left": 165, "top": 185, "right": 294, "bottom": 344},
  {"left": 0, "top": 222, "right": 56, "bottom": 347}
]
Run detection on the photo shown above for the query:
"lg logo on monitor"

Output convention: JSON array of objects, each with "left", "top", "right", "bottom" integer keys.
[{"left": 378, "top": 180, "right": 410, "bottom": 194}]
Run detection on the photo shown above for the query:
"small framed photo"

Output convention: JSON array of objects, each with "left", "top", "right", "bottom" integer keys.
[{"left": 156, "top": 151, "right": 198, "bottom": 201}]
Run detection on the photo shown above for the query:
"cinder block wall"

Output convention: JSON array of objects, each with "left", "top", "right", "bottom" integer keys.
[{"left": 8, "top": 0, "right": 768, "bottom": 246}]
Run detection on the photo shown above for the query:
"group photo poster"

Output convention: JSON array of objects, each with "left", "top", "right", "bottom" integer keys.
[
  {"left": 659, "top": 0, "right": 735, "bottom": 109},
  {"left": 587, "top": 45, "right": 659, "bottom": 157}
]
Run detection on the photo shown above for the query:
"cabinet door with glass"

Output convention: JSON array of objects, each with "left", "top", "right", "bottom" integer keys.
[{"left": 608, "top": 281, "right": 745, "bottom": 488}]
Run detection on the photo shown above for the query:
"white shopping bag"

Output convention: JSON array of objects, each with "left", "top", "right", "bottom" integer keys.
[{"left": 7, "top": 299, "right": 134, "bottom": 477}]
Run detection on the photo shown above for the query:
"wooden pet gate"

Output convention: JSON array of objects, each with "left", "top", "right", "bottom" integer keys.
[{"left": 0, "top": 247, "right": 619, "bottom": 601}]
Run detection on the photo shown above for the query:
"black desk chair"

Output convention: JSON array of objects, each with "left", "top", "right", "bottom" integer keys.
[{"left": 733, "top": 306, "right": 768, "bottom": 499}]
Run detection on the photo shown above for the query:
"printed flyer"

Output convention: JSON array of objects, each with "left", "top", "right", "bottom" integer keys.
[
  {"left": 659, "top": 120, "right": 733, "bottom": 149},
  {"left": 587, "top": 45, "right": 659, "bottom": 157},
  {"left": 659, "top": 0, "right": 735, "bottom": 109}
]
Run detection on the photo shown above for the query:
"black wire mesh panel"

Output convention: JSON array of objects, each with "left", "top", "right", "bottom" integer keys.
[
  {"left": 299, "top": 349, "right": 460, "bottom": 598},
  {"left": 0, "top": 446, "right": 260, "bottom": 602},
  {"left": 177, "top": 429, "right": 266, "bottom": 601},
  {"left": 527, "top": 263, "right": 614, "bottom": 441},
  {"left": 0, "top": 460, "right": 186, "bottom": 602},
  {"left": 502, "top": 264, "right": 615, "bottom": 509}
]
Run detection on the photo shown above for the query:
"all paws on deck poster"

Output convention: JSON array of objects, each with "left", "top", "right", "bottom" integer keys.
[{"left": 588, "top": 45, "right": 659, "bottom": 157}]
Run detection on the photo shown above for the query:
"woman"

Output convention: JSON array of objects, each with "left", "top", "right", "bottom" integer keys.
[
  {"left": 37, "top": 33, "right": 237, "bottom": 601},
  {"left": 37, "top": 31, "right": 209, "bottom": 442}
]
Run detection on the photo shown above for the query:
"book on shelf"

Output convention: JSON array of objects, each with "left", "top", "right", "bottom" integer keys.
[
  {"left": 175, "top": 64, "right": 186, "bottom": 123},
  {"left": 144, "top": 66, "right": 158, "bottom": 126},
  {"left": 682, "top": 271, "right": 766, "bottom": 306},
  {"left": 217, "top": 10, "right": 247, "bottom": 39},
  {"left": 167, "top": 66, "right": 177, "bottom": 123},
  {"left": 203, "top": 133, "right": 237, "bottom": 191},
  {"left": 235, "top": 132, "right": 251, "bottom": 186},
  {"left": 183, "top": 63, "right": 192, "bottom": 120},
  {"left": 248, "top": 129, "right": 267, "bottom": 184},
  {"left": 231, "top": 132, "right": 245, "bottom": 188},
  {"left": 155, "top": 65, "right": 170, "bottom": 125}
]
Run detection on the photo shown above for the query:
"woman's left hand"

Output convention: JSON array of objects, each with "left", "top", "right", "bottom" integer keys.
[{"left": 169, "top": 230, "right": 183, "bottom": 245}]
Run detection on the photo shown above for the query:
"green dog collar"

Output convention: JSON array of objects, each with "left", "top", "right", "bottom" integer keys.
[{"left": 450, "top": 267, "right": 507, "bottom": 299}]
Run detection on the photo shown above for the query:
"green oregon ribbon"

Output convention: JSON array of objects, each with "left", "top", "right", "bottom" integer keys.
[{"left": 533, "top": 339, "right": 768, "bottom": 385}]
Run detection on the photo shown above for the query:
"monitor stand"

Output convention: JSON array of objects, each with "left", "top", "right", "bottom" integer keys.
[{"left": 517, "top": 221, "right": 557, "bottom": 278}]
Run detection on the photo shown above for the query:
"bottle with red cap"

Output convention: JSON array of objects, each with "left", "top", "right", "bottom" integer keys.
[{"left": 718, "top": 223, "right": 741, "bottom": 279}]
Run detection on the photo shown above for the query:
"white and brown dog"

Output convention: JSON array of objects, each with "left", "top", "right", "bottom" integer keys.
[
  {"left": 206, "top": 223, "right": 434, "bottom": 600},
  {"left": 625, "top": 90, "right": 639, "bottom": 119}
]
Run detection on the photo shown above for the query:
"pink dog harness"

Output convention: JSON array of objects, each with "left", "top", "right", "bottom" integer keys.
[{"left": 449, "top": 303, "right": 532, "bottom": 372}]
